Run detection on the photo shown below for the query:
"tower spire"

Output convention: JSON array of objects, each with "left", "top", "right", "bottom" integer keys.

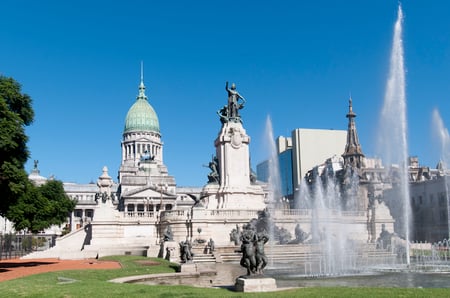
[
  {"left": 342, "top": 97, "right": 365, "bottom": 169},
  {"left": 140, "top": 61, "right": 144, "bottom": 84},
  {"left": 138, "top": 61, "right": 147, "bottom": 100}
]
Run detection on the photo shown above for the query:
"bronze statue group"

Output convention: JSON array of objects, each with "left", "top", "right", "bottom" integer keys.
[{"left": 238, "top": 222, "right": 269, "bottom": 276}]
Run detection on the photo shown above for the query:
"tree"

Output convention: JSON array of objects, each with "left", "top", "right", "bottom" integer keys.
[
  {"left": 0, "top": 75, "right": 33, "bottom": 216},
  {"left": 0, "top": 76, "right": 76, "bottom": 232},
  {"left": 7, "top": 180, "right": 76, "bottom": 233}
]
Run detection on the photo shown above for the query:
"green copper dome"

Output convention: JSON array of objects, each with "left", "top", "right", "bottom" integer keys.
[{"left": 124, "top": 81, "right": 160, "bottom": 133}]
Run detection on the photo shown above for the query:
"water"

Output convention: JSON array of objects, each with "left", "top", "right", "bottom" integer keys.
[
  {"left": 432, "top": 109, "right": 450, "bottom": 169},
  {"left": 264, "top": 115, "right": 282, "bottom": 211},
  {"left": 432, "top": 109, "right": 450, "bottom": 240},
  {"left": 275, "top": 271, "right": 450, "bottom": 288},
  {"left": 294, "top": 178, "right": 312, "bottom": 209},
  {"left": 309, "top": 168, "right": 361, "bottom": 275},
  {"left": 264, "top": 116, "right": 357, "bottom": 274},
  {"left": 264, "top": 115, "right": 282, "bottom": 265},
  {"left": 377, "top": 4, "right": 411, "bottom": 265}
]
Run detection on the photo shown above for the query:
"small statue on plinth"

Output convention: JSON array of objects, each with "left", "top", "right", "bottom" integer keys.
[
  {"left": 376, "top": 224, "right": 393, "bottom": 249},
  {"left": 230, "top": 224, "right": 242, "bottom": 245},
  {"left": 179, "top": 239, "right": 193, "bottom": 263},
  {"left": 207, "top": 238, "right": 215, "bottom": 253}
]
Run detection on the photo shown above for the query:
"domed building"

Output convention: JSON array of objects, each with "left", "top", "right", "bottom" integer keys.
[{"left": 118, "top": 74, "right": 178, "bottom": 217}]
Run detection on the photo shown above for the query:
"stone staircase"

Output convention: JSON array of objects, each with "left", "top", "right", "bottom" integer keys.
[{"left": 212, "top": 243, "right": 398, "bottom": 272}]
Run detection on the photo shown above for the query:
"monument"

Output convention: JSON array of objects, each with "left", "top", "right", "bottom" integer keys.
[
  {"left": 200, "top": 82, "right": 266, "bottom": 211},
  {"left": 157, "top": 82, "right": 268, "bottom": 254}
]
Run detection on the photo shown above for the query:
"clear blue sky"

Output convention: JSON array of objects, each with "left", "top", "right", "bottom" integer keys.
[{"left": 2, "top": 1, "right": 450, "bottom": 186}]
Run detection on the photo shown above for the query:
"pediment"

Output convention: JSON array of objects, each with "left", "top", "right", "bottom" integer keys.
[{"left": 123, "top": 187, "right": 172, "bottom": 199}]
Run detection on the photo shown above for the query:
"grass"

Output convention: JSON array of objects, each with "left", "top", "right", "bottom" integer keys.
[{"left": 0, "top": 256, "right": 449, "bottom": 297}]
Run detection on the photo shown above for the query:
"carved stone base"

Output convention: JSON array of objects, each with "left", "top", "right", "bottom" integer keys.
[
  {"left": 180, "top": 263, "right": 198, "bottom": 273},
  {"left": 162, "top": 241, "right": 179, "bottom": 263},
  {"left": 235, "top": 276, "right": 277, "bottom": 292}
]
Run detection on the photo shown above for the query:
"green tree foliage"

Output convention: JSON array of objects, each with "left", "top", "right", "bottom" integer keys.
[
  {"left": 0, "top": 76, "right": 76, "bottom": 232},
  {"left": 0, "top": 75, "right": 33, "bottom": 216},
  {"left": 7, "top": 177, "right": 76, "bottom": 233}
]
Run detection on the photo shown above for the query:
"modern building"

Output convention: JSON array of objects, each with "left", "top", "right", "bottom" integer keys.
[{"left": 256, "top": 127, "right": 347, "bottom": 200}]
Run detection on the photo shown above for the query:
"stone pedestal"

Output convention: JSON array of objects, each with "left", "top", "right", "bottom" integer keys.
[
  {"left": 161, "top": 241, "right": 179, "bottom": 263},
  {"left": 180, "top": 263, "right": 198, "bottom": 273},
  {"left": 235, "top": 277, "right": 277, "bottom": 292}
]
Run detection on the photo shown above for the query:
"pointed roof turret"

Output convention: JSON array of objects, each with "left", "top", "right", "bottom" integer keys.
[
  {"left": 138, "top": 61, "right": 147, "bottom": 100},
  {"left": 342, "top": 97, "right": 365, "bottom": 169}
]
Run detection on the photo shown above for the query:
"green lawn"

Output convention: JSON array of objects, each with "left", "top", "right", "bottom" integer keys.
[{"left": 0, "top": 256, "right": 449, "bottom": 297}]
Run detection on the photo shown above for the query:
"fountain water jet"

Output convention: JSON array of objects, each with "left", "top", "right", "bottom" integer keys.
[
  {"left": 432, "top": 109, "right": 450, "bottom": 241},
  {"left": 377, "top": 4, "right": 411, "bottom": 265},
  {"left": 263, "top": 115, "right": 282, "bottom": 262},
  {"left": 432, "top": 109, "right": 450, "bottom": 169},
  {"left": 264, "top": 115, "right": 282, "bottom": 210}
]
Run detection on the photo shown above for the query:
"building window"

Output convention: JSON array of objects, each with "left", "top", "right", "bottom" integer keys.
[
  {"left": 137, "top": 204, "right": 145, "bottom": 212},
  {"left": 74, "top": 209, "right": 82, "bottom": 218},
  {"left": 127, "top": 204, "right": 135, "bottom": 212},
  {"left": 85, "top": 210, "right": 93, "bottom": 218}
]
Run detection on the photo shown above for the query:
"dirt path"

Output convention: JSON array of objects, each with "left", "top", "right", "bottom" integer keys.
[{"left": 0, "top": 258, "right": 121, "bottom": 282}]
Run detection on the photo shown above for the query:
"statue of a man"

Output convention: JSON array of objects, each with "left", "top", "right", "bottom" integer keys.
[{"left": 225, "top": 82, "right": 246, "bottom": 120}]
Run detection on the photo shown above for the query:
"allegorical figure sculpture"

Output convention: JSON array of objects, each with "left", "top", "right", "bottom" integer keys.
[
  {"left": 206, "top": 155, "right": 220, "bottom": 184},
  {"left": 237, "top": 222, "right": 269, "bottom": 275},
  {"left": 294, "top": 223, "right": 310, "bottom": 244},
  {"left": 376, "top": 224, "right": 393, "bottom": 249},
  {"left": 230, "top": 224, "right": 242, "bottom": 245},
  {"left": 224, "top": 81, "right": 246, "bottom": 122},
  {"left": 255, "top": 231, "right": 269, "bottom": 274},
  {"left": 179, "top": 239, "right": 193, "bottom": 263}
]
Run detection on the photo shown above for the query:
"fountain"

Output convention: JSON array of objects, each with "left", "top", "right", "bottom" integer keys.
[
  {"left": 264, "top": 115, "right": 282, "bottom": 230},
  {"left": 272, "top": 5, "right": 450, "bottom": 285},
  {"left": 432, "top": 109, "right": 450, "bottom": 241},
  {"left": 377, "top": 4, "right": 411, "bottom": 265},
  {"left": 265, "top": 4, "right": 413, "bottom": 278},
  {"left": 262, "top": 116, "right": 391, "bottom": 277},
  {"left": 432, "top": 109, "right": 450, "bottom": 170},
  {"left": 112, "top": 5, "right": 450, "bottom": 290}
]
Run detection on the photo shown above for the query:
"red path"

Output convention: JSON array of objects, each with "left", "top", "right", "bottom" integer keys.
[{"left": 0, "top": 258, "right": 121, "bottom": 282}]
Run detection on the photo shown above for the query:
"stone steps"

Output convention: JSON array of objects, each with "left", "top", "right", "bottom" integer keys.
[
  {"left": 215, "top": 244, "right": 397, "bottom": 265},
  {"left": 83, "top": 244, "right": 150, "bottom": 258}
]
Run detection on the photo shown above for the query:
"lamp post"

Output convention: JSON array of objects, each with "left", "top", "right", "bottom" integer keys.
[{"left": 158, "top": 183, "right": 168, "bottom": 213}]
